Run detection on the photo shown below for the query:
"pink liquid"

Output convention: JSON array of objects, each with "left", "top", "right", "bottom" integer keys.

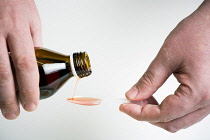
[
  {"left": 67, "top": 97, "right": 102, "bottom": 106},
  {"left": 71, "top": 77, "right": 81, "bottom": 98},
  {"left": 67, "top": 78, "right": 101, "bottom": 106}
]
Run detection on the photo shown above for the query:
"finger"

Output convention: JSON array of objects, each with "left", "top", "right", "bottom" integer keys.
[
  {"left": 120, "top": 96, "right": 159, "bottom": 121},
  {"left": 151, "top": 106, "right": 210, "bottom": 133},
  {"left": 28, "top": 1, "right": 43, "bottom": 47},
  {"left": 121, "top": 88, "right": 201, "bottom": 123},
  {"left": 126, "top": 47, "right": 174, "bottom": 101},
  {"left": 7, "top": 27, "right": 39, "bottom": 112},
  {"left": 120, "top": 103, "right": 158, "bottom": 122},
  {"left": 30, "top": 22, "right": 42, "bottom": 47},
  {"left": 140, "top": 96, "right": 159, "bottom": 106},
  {"left": 0, "top": 36, "right": 19, "bottom": 119}
]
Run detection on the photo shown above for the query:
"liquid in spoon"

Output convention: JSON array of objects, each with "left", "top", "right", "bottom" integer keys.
[
  {"left": 67, "top": 97, "right": 101, "bottom": 106},
  {"left": 67, "top": 96, "right": 142, "bottom": 106},
  {"left": 68, "top": 77, "right": 101, "bottom": 106}
]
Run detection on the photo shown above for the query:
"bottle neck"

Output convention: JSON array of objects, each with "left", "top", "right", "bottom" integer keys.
[{"left": 70, "top": 52, "right": 92, "bottom": 78}]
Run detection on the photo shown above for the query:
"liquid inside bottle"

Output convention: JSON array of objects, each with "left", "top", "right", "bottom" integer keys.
[{"left": 15, "top": 47, "right": 92, "bottom": 100}]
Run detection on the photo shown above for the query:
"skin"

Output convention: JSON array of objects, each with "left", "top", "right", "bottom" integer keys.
[
  {"left": 0, "top": 0, "right": 42, "bottom": 120},
  {"left": 0, "top": 2, "right": 209, "bottom": 135},
  {"left": 120, "top": 0, "right": 210, "bottom": 132}
]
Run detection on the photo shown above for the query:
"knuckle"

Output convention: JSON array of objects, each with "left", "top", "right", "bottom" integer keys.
[
  {"left": 20, "top": 88, "right": 38, "bottom": 99},
  {"left": 140, "top": 71, "right": 155, "bottom": 87},
  {"left": 8, "top": 11, "right": 25, "bottom": 29},
  {"left": 158, "top": 47, "right": 173, "bottom": 69},
  {"left": 0, "top": 7, "right": 28, "bottom": 33},
  {"left": 15, "top": 55, "right": 36, "bottom": 72},
  {"left": 0, "top": 100, "right": 15, "bottom": 109},
  {"left": 8, "top": 15, "right": 28, "bottom": 35},
  {"left": 175, "top": 84, "right": 191, "bottom": 97},
  {"left": 0, "top": 64, "right": 11, "bottom": 85}
]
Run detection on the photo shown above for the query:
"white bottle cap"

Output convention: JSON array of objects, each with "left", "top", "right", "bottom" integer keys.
[{"left": 70, "top": 53, "right": 78, "bottom": 77}]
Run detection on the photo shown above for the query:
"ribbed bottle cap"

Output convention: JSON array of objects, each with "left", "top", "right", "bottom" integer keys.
[{"left": 73, "top": 52, "right": 92, "bottom": 78}]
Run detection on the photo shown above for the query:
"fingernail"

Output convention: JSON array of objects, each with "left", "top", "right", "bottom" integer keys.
[
  {"left": 126, "top": 86, "right": 138, "bottom": 99},
  {"left": 24, "top": 103, "right": 37, "bottom": 112},
  {"left": 4, "top": 113, "right": 17, "bottom": 120}
]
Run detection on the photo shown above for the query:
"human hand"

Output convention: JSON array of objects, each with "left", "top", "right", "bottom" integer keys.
[
  {"left": 0, "top": 0, "right": 42, "bottom": 120},
  {"left": 120, "top": 1, "right": 210, "bottom": 132}
]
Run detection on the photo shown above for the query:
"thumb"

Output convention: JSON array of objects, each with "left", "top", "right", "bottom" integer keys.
[{"left": 126, "top": 50, "right": 174, "bottom": 101}]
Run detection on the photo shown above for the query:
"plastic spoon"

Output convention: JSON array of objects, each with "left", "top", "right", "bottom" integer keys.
[{"left": 67, "top": 96, "right": 142, "bottom": 106}]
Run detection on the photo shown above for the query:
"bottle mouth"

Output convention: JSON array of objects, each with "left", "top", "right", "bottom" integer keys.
[{"left": 73, "top": 52, "right": 92, "bottom": 78}]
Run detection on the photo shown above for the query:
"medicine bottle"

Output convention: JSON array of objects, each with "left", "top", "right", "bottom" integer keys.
[{"left": 25, "top": 47, "right": 92, "bottom": 99}]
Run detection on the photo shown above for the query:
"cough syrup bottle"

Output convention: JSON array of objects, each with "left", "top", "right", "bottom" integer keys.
[{"left": 32, "top": 47, "right": 92, "bottom": 99}]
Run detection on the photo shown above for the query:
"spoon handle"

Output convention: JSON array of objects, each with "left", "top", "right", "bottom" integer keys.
[{"left": 102, "top": 98, "right": 142, "bottom": 105}]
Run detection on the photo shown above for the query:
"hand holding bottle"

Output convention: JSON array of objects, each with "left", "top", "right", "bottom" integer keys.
[
  {"left": 0, "top": 0, "right": 42, "bottom": 120},
  {"left": 120, "top": 1, "right": 210, "bottom": 132}
]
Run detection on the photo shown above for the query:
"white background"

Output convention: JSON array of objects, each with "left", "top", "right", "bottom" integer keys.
[{"left": 1, "top": 0, "right": 209, "bottom": 140}]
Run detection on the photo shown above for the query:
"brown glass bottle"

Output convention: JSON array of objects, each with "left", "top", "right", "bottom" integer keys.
[{"left": 33, "top": 47, "right": 92, "bottom": 99}]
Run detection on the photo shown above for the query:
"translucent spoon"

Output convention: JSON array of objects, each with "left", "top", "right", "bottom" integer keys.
[{"left": 67, "top": 96, "right": 142, "bottom": 106}]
